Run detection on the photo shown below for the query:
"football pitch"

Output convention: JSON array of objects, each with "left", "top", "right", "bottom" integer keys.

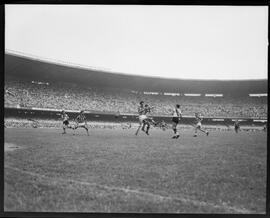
[{"left": 4, "top": 127, "right": 267, "bottom": 213}]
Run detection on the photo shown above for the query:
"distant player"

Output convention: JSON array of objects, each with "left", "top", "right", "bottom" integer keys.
[
  {"left": 61, "top": 110, "right": 73, "bottom": 134},
  {"left": 172, "top": 104, "right": 182, "bottom": 139},
  {"left": 73, "top": 110, "right": 89, "bottom": 136},
  {"left": 234, "top": 119, "right": 240, "bottom": 133},
  {"left": 263, "top": 123, "right": 267, "bottom": 132},
  {"left": 193, "top": 112, "right": 209, "bottom": 137},
  {"left": 135, "top": 101, "right": 152, "bottom": 135}
]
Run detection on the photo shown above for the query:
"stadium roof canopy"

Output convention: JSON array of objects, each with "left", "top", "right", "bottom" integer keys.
[{"left": 5, "top": 53, "right": 267, "bottom": 95}]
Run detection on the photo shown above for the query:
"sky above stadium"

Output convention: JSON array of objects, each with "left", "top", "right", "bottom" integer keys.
[{"left": 5, "top": 5, "right": 268, "bottom": 80}]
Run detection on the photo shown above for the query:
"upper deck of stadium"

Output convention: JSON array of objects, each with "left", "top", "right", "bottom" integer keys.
[{"left": 5, "top": 53, "right": 267, "bottom": 95}]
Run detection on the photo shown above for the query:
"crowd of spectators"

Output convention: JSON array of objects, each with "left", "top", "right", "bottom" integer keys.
[{"left": 5, "top": 79, "right": 267, "bottom": 118}]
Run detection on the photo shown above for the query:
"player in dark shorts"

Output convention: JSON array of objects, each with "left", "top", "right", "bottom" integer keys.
[
  {"left": 61, "top": 110, "right": 72, "bottom": 134},
  {"left": 234, "top": 119, "right": 240, "bottom": 133},
  {"left": 73, "top": 110, "right": 89, "bottom": 136},
  {"left": 172, "top": 104, "right": 182, "bottom": 139}
]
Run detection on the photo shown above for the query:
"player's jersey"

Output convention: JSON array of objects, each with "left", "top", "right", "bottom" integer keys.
[
  {"left": 62, "top": 113, "right": 69, "bottom": 121},
  {"left": 138, "top": 106, "right": 147, "bottom": 115},
  {"left": 144, "top": 106, "right": 151, "bottom": 115},
  {"left": 234, "top": 121, "right": 240, "bottom": 127},
  {"left": 76, "top": 114, "right": 86, "bottom": 123},
  {"left": 172, "top": 108, "right": 181, "bottom": 118},
  {"left": 195, "top": 116, "right": 203, "bottom": 124}
]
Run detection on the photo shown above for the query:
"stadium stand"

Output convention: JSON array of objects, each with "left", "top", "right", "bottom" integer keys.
[{"left": 5, "top": 78, "right": 267, "bottom": 118}]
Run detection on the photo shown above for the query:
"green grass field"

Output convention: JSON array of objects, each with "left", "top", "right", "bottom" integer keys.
[{"left": 4, "top": 127, "right": 267, "bottom": 213}]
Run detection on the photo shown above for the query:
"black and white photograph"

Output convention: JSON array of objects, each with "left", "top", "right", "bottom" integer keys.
[{"left": 4, "top": 4, "right": 268, "bottom": 214}]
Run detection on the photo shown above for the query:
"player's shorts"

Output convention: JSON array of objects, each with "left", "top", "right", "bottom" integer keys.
[
  {"left": 63, "top": 120, "right": 69, "bottom": 126},
  {"left": 196, "top": 122, "right": 202, "bottom": 128},
  {"left": 172, "top": 117, "right": 179, "bottom": 124},
  {"left": 139, "top": 115, "right": 148, "bottom": 123}
]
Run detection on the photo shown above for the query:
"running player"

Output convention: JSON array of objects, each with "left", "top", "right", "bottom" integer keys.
[
  {"left": 193, "top": 112, "right": 209, "bottom": 137},
  {"left": 135, "top": 101, "right": 151, "bottom": 135},
  {"left": 234, "top": 119, "right": 240, "bottom": 133},
  {"left": 74, "top": 110, "right": 89, "bottom": 136},
  {"left": 61, "top": 110, "right": 72, "bottom": 134},
  {"left": 172, "top": 104, "right": 182, "bottom": 139}
]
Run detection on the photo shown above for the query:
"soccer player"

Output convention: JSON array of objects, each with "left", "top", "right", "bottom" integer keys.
[
  {"left": 143, "top": 104, "right": 155, "bottom": 134},
  {"left": 135, "top": 101, "right": 151, "bottom": 135},
  {"left": 234, "top": 119, "right": 240, "bottom": 133},
  {"left": 61, "top": 110, "right": 72, "bottom": 134},
  {"left": 263, "top": 123, "right": 267, "bottom": 132},
  {"left": 172, "top": 104, "right": 182, "bottom": 139},
  {"left": 73, "top": 110, "right": 89, "bottom": 136},
  {"left": 193, "top": 112, "right": 209, "bottom": 137}
]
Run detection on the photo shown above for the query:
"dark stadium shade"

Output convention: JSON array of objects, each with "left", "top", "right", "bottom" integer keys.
[{"left": 5, "top": 53, "right": 267, "bottom": 95}]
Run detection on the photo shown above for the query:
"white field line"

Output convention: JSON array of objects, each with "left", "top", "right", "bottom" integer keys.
[{"left": 5, "top": 165, "right": 253, "bottom": 214}]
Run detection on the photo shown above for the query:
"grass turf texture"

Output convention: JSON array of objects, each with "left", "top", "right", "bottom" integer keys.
[{"left": 4, "top": 128, "right": 267, "bottom": 213}]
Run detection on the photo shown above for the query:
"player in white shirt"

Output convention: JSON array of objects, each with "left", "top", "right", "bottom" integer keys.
[
  {"left": 194, "top": 113, "right": 209, "bottom": 137},
  {"left": 61, "top": 110, "right": 73, "bottom": 134},
  {"left": 172, "top": 104, "right": 182, "bottom": 139}
]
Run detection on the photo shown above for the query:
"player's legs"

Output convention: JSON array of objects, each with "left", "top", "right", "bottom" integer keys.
[
  {"left": 83, "top": 123, "right": 89, "bottom": 135},
  {"left": 194, "top": 123, "right": 200, "bottom": 137},
  {"left": 200, "top": 127, "right": 209, "bottom": 135},
  {"left": 76, "top": 123, "right": 89, "bottom": 135},
  {"left": 148, "top": 118, "right": 157, "bottom": 126},
  {"left": 193, "top": 126, "right": 197, "bottom": 137},
  {"left": 141, "top": 120, "right": 146, "bottom": 132},
  {"left": 62, "top": 125, "right": 66, "bottom": 134},
  {"left": 136, "top": 115, "right": 147, "bottom": 135},
  {"left": 62, "top": 121, "right": 69, "bottom": 134},
  {"left": 135, "top": 124, "right": 142, "bottom": 135},
  {"left": 194, "top": 124, "right": 209, "bottom": 136},
  {"left": 145, "top": 121, "right": 150, "bottom": 135},
  {"left": 172, "top": 122, "right": 177, "bottom": 138},
  {"left": 135, "top": 120, "right": 143, "bottom": 135},
  {"left": 172, "top": 118, "right": 179, "bottom": 138},
  {"left": 73, "top": 122, "right": 78, "bottom": 130}
]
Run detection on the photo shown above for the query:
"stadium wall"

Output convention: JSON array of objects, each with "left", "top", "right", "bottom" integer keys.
[{"left": 4, "top": 107, "right": 267, "bottom": 126}]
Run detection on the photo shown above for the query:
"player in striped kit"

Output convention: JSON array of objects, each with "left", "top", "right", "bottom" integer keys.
[{"left": 73, "top": 110, "right": 89, "bottom": 136}]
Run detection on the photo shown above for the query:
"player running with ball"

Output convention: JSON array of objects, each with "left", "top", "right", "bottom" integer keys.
[
  {"left": 61, "top": 110, "right": 73, "bottom": 134},
  {"left": 193, "top": 112, "right": 209, "bottom": 137},
  {"left": 172, "top": 104, "right": 182, "bottom": 139}
]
